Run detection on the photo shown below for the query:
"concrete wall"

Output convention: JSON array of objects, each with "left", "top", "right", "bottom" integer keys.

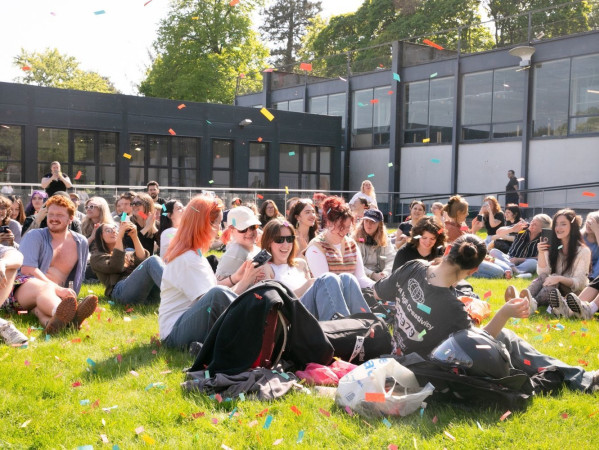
[
  {"left": 399, "top": 145, "right": 452, "bottom": 195},
  {"left": 347, "top": 148, "right": 390, "bottom": 193}
]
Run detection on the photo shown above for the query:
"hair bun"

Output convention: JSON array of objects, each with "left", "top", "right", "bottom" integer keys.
[{"left": 459, "top": 242, "right": 477, "bottom": 259}]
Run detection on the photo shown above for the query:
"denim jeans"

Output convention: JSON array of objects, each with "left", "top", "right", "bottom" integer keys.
[
  {"left": 163, "top": 286, "right": 237, "bottom": 349},
  {"left": 111, "top": 255, "right": 165, "bottom": 305},
  {"left": 471, "top": 260, "right": 505, "bottom": 279},
  {"left": 497, "top": 328, "right": 594, "bottom": 392},
  {"left": 300, "top": 273, "right": 371, "bottom": 321},
  {"left": 489, "top": 249, "right": 538, "bottom": 274}
]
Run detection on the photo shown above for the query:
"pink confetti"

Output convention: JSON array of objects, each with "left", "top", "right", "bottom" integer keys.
[
  {"left": 432, "top": 415, "right": 438, "bottom": 424},
  {"left": 273, "top": 439, "right": 283, "bottom": 446},
  {"left": 484, "top": 290, "right": 492, "bottom": 299},
  {"left": 345, "top": 406, "right": 353, "bottom": 416},
  {"left": 24, "top": 360, "right": 30, "bottom": 366},
  {"left": 117, "top": 354, "right": 122, "bottom": 363},
  {"left": 100, "top": 434, "right": 109, "bottom": 443},
  {"left": 388, "top": 446, "right": 398, "bottom": 450},
  {"left": 72, "top": 381, "right": 82, "bottom": 388},
  {"left": 130, "top": 370, "right": 139, "bottom": 377},
  {"left": 561, "top": 413, "right": 569, "bottom": 419},
  {"left": 319, "top": 408, "right": 330, "bottom": 417},
  {"left": 214, "top": 393, "right": 223, "bottom": 403},
  {"left": 211, "top": 418, "right": 219, "bottom": 425},
  {"left": 135, "top": 426, "right": 145, "bottom": 434},
  {"left": 500, "top": 410, "right": 511, "bottom": 421},
  {"left": 248, "top": 420, "right": 258, "bottom": 427}
]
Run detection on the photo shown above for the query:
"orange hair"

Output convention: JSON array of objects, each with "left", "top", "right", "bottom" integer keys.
[
  {"left": 46, "top": 195, "right": 76, "bottom": 218},
  {"left": 163, "top": 195, "right": 223, "bottom": 263}
]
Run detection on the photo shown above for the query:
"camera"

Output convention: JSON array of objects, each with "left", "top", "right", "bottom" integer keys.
[
  {"left": 476, "top": 214, "right": 483, "bottom": 222},
  {"left": 0, "top": 226, "right": 10, "bottom": 233},
  {"left": 540, "top": 228, "right": 553, "bottom": 243},
  {"left": 252, "top": 249, "right": 272, "bottom": 267}
]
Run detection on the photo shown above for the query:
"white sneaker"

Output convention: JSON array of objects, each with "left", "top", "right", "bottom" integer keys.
[
  {"left": 548, "top": 289, "right": 572, "bottom": 318},
  {"left": 565, "top": 293, "right": 595, "bottom": 320},
  {"left": 0, "top": 321, "right": 28, "bottom": 345}
]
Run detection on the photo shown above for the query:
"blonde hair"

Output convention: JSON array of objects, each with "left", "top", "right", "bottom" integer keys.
[
  {"left": 81, "top": 197, "right": 113, "bottom": 238},
  {"left": 443, "top": 195, "right": 469, "bottom": 222}
]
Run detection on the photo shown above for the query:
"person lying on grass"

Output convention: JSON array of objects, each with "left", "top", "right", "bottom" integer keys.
[
  {"left": 374, "top": 234, "right": 599, "bottom": 392},
  {"left": 8, "top": 195, "right": 97, "bottom": 335},
  {"left": 0, "top": 245, "right": 27, "bottom": 345},
  {"left": 90, "top": 221, "right": 164, "bottom": 305}
]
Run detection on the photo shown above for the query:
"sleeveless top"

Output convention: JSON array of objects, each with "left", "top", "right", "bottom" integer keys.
[
  {"left": 309, "top": 234, "right": 358, "bottom": 275},
  {"left": 270, "top": 263, "right": 307, "bottom": 291}
]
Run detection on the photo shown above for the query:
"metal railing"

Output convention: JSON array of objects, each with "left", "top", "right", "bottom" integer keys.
[
  {"left": 236, "top": 0, "right": 599, "bottom": 96},
  {"left": 3, "top": 179, "right": 598, "bottom": 224}
]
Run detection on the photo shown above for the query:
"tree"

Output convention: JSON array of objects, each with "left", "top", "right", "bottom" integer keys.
[
  {"left": 260, "top": 0, "right": 322, "bottom": 68},
  {"left": 140, "top": 0, "right": 269, "bottom": 104},
  {"left": 13, "top": 48, "right": 119, "bottom": 94}
]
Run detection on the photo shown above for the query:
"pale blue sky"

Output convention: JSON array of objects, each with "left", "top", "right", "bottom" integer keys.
[{"left": 0, "top": 0, "right": 364, "bottom": 95}]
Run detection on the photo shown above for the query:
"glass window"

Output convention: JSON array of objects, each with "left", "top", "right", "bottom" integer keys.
[
  {"left": 328, "top": 93, "right": 346, "bottom": 129},
  {"left": 462, "top": 71, "right": 493, "bottom": 126},
  {"left": 319, "top": 174, "right": 331, "bottom": 190},
  {"left": 570, "top": 54, "right": 599, "bottom": 134},
  {"left": 0, "top": 162, "right": 21, "bottom": 183},
  {"left": 213, "top": 140, "right": 232, "bottom": 169},
  {"left": 173, "top": 168, "right": 196, "bottom": 187},
  {"left": 352, "top": 89, "right": 374, "bottom": 148},
  {"left": 492, "top": 67, "right": 524, "bottom": 124},
  {"left": 300, "top": 173, "right": 318, "bottom": 190},
  {"left": 0, "top": 125, "right": 22, "bottom": 182},
  {"left": 309, "top": 96, "right": 328, "bottom": 115},
  {"left": 211, "top": 170, "right": 230, "bottom": 188},
  {"left": 148, "top": 167, "right": 169, "bottom": 187},
  {"left": 98, "top": 165, "right": 116, "bottom": 185},
  {"left": 373, "top": 86, "right": 391, "bottom": 146},
  {"left": 38, "top": 128, "right": 68, "bottom": 162},
  {"left": 319, "top": 146, "right": 331, "bottom": 173},
  {"left": 273, "top": 101, "right": 288, "bottom": 111},
  {"left": 172, "top": 137, "right": 197, "bottom": 169},
  {"left": 429, "top": 77, "right": 454, "bottom": 143},
  {"left": 288, "top": 99, "right": 303, "bottom": 112},
  {"left": 533, "top": 59, "right": 570, "bottom": 137},
  {"left": 149, "top": 136, "right": 168, "bottom": 166},
  {"left": 404, "top": 81, "right": 428, "bottom": 143},
  {"left": 129, "top": 134, "right": 146, "bottom": 166},
  {"left": 98, "top": 132, "right": 117, "bottom": 164},
  {"left": 73, "top": 131, "right": 95, "bottom": 163},
  {"left": 249, "top": 142, "right": 267, "bottom": 170},
  {"left": 280, "top": 172, "right": 299, "bottom": 189},
  {"left": 248, "top": 171, "right": 266, "bottom": 188},
  {"left": 280, "top": 144, "right": 299, "bottom": 172},
  {"left": 303, "top": 146, "right": 318, "bottom": 172},
  {"left": 129, "top": 167, "right": 145, "bottom": 186}
]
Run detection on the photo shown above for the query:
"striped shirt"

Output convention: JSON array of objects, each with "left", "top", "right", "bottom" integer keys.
[
  {"left": 310, "top": 235, "right": 358, "bottom": 275},
  {"left": 508, "top": 230, "right": 540, "bottom": 259}
]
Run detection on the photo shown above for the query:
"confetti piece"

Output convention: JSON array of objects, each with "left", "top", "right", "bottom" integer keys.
[
  {"left": 100, "top": 434, "right": 109, "bottom": 443},
  {"left": 389, "top": 445, "right": 398, "bottom": 450},
  {"left": 135, "top": 426, "right": 145, "bottom": 435},
  {"left": 285, "top": 186, "right": 289, "bottom": 194},
  {"left": 484, "top": 290, "right": 492, "bottom": 299},
  {"left": 72, "top": 381, "right": 82, "bottom": 388},
  {"left": 257, "top": 137, "right": 263, "bottom": 142},
  {"left": 431, "top": 158, "right": 440, "bottom": 163},
  {"left": 388, "top": 90, "right": 394, "bottom": 95},
  {"left": 86, "top": 358, "right": 96, "bottom": 367},
  {"left": 519, "top": 202, "right": 529, "bottom": 207},
  {"left": 417, "top": 303, "right": 431, "bottom": 314},
  {"left": 208, "top": 180, "right": 214, "bottom": 184},
  {"left": 444, "top": 431, "right": 456, "bottom": 441},
  {"left": 263, "top": 415, "right": 273, "bottom": 429},
  {"left": 432, "top": 415, "right": 438, "bottom": 424},
  {"left": 205, "top": 370, "right": 210, "bottom": 378},
  {"left": 561, "top": 413, "right": 569, "bottom": 419},
  {"left": 260, "top": 108, "right": 274, "bottom": 121},
  {"left": 215, "top": 393, "right": 223, "bottom": 403},
  {"left": 524, "top": 359, "right": 531, "bottom": 366},
  {"left": 393, "top": 72, "right": 400, "bottom": 81},
  {"left": 21, "top": 419, "right": 31, "bottom": 428},
  {"left": 500, "top": 410, "right": 512, "bottom": 421},
  {"left": 254, "top": 293, "right": 262, "bottom": 300},
  {"left": 263, "top": 68, "right": 274, "bottom": 72},
  {"left": 22, "top": 66, "right": 31, "bottom": 71},
  {"left": 141, "top": 435, "right": 155, "bottom": 445},
  {"left": 206, "top": 120, "right": 212, "bottom": 125},
  {"left": 583, "top": 191, "right": 596, "bottom": 197},
  {"left": 257, "top": 194, "right": 264, "bottom": 199},
  {"left": 24, "top": 360, "right": 30, "bottom": 366},
  {"left": 319, "top": 408, "right": 330, "bottom": 417},
  {"left": 123, "top": 153, "right": 132, "bottom": 159},
  {"left": 222, "top": 445, "right": 233, "bottom": 450},
  {"left": 288, "top": 151, "right": 295, "bottom": 156},
  {"left": 168, "top": 128, "right": 176, "bottom": 136},
  {"left": 422, "top": 138, "right": 430, "bottom": 143},
  {"left": 130, "top": 370, "right": 139, "bottom": 377},
  {"left": 423, "top": 39, "right": 444, "bottom": 50},
  {"left": 144, "top": 0, "right": 153, "bottom": 6},
  {"left": 584, "top": 346, "right": 591, "bottom": 354},
  {"left": 578, "top": 359, "right": 588, "bottom": 366},
  {"left": 211, "top": 418, "right": 218, "bottom": 424},
  {"left": 297, "top": 430, "right": 305, "bottom": 443},
  {"left": 290, "top": 405, "right": 301, "bottom": 415},
  {"left": 248, "top": 420, "right": 258, "bottom": 427},
  {"left": 558, "top": 245, "right": 563, "bottom": 250},
  {"left": 430, "top": 72, "right": 438, "bottom": 78},
  {"left": 273, "top": 438, "right": 283, "bottom": 446},
  {"left": 382, "top": 418, "right": 392, "bottom": 428},
  {"left": 177, "top": 103, "right": 186, "bottom": 110},
  {"left": 228, "top": 407, "right": 238, "bottom": 419},
  {"left": 365, "top": 392, "right": 385, "bottom": 403},
  {"left": 418, "top": 329, "right": 427, "bottom": 338},
  {"left": 94, "top": 10, "right": 106, "bottom": 15},
  {"left": 589, "top": 410, "right": 599, "bottom": 417},
  {"left": 74, "top": 170, "right": 82, "bottom": 180},
  {"left": 371, "top": 99, "right": 379, "bottom": 104},
  {"left": 230, "top": 0, "right": 240, "bottom": 5},
  {"left": 367, "top": 173, "right": 375, "bottom": 178},
  {"left": 299, "top": 62, "right": 312, "bottom": 71},
  {"left": 192, "top": 412, "right": 205, "bottom": 419}
]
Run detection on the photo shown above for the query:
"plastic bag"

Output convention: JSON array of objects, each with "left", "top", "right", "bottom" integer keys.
[
  {"left": 458, "top": 296, "right": 491, "bottom": 325},
  {"left": 335, "top": 358, "right": 434, "bottom": 417},
  {"left": 296, "top": 360, "right": 358, "bottom": 386}
]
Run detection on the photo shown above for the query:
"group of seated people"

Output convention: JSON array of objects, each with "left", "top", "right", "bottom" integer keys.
[{"left": 1, "top": 177, "right": 599, "bottom": 394}]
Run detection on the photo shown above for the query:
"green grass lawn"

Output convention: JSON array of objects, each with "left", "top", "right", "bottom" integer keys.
[{"left": 3, "top": 277, "right": 599, "bottom": 448}]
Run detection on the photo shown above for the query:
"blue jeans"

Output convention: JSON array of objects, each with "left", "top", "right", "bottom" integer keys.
[
  {"left": 489, "top": 249, "right": 538, "bottom": 274},
  {"left": 471, "top": 260, "right": 505, "bottom": 279},
  {"left": 163, "top": 286, "right": 237, "bottom": 349},
  {"left": 111, "top": 256, "right": 165, "bottom": 305},
  {"left": 300, "top": 273, "right": 371, "bottom": 321},
  {"left": 497, "top": 328, "right": 594, "bottom": 392}
]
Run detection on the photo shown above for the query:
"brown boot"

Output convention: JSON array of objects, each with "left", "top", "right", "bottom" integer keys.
[
  {"left": 44, "top": 297, "right": 77, "bottom": 335},
  {"left": 72, "top": 295, "right": 99, "bottom": 329}
]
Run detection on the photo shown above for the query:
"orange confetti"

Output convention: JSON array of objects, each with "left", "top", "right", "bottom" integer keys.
[
  {"left": 138, "top": 211, "right": 148, "bottom": 220},
  {"left": 254, "top": 293, "right": 262, "bottom": 299},
  {"left": 74, "top": 170, "right": 82, "bottom": 180},
  {"left": 582, "top": 191, "right": 596, "bottom": 197},
  {"left": 370, "top": 99, "right": 379, "bottom": 104},
  {"left": 318, "top": 408, "right": 330, "bottom": 417},
  {"left": 578, "top": 359, "right": 588, "bottom": 366},
  {"left": 229, "top": 0, "right": 240, "bottom": 5},
  {"left": 257, "top": 194, "right": 264, "bottom": 199},
  {"left": 364, "top": 392, "right": 385, "bottom": 403},
  {"left": 257, "top": 137, "right": 263, "bottom": 142},
  {"left": 22, "top": 66, "right": 31, "bottom": 71},
  {"left": 524, "top": 359, "right": 531, "bottom": 366},
  {"left": 423, "top": 39, "right": 444, "bottom": 50},
  {"left": 519, "top": 203, "right": 529, "bottom": 207},
  {"left": 239, "top": 73, "right": 246, "bottom": 78},
  {"left": 387, "top": 90, "right": 394, "bottom": 95},
  {"left": 168, "top": 128, "right": 176, "bottom": 136},
  {"left": 177, "top": 104, "right": 186, "bottom": 110},
  {"left": 256, "top": 408, "right": 269, "bottom": 417},
  {"left": 299, "top": 62, "right": 312, "bottom": 71},
  {"left": 500, "top": 410, "right": 511, "bottom": 421},
  {"left": 192, "top": 412, "right": 205, "bottom": 419},
  {"left": 290, "top": 405, "right": 301, "bottom": 415},
  {"left": 484, "top": 290, "right": 492, "bottom": 299}
]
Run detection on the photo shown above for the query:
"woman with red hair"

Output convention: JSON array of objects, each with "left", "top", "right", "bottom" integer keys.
[
  {"left": 159, "top": 195, "right": 262, "bottom": 350},
  {"left": 305, "top": 196, "right": 374, "bottom": 289}
]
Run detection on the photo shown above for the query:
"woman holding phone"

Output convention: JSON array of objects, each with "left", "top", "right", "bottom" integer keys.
[{"left": 526, "top": 209, "right": 590, "bottom": 316}]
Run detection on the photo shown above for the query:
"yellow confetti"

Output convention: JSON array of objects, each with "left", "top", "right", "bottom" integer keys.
[
  {"left": 192, "top": 16, "right": 199, "bottom": 20},
  {"left": 422, "top": 138, "right": 430, "bottom": 143},
  {"left": 260, "top": 107, "right": 275, "bottom": 121},
  {"left": 543, "top": 334, "right": 552, "bottom": 343},
  {"left": 285, "top": 186, "right": 289, "bottom": 194},
  {"left": 584, "top": 346, "right": 591, "bottom": 354},
  {"left": 142, "top": 435, "right": 156, "bottom": 445},
  {"left": 123, "top": 153, "right": 132, "bottom": 159}
]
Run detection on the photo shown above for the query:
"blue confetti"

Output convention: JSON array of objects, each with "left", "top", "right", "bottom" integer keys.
[
  {"left": 382, "top": 417, "right": 392, "bottom": 428},
  {"left": 197, "top": 249, "right": 202, "bottom": 257},
  {"left": 431, "top": 158, "right": 441, "bottom": 163},
  {"left": 207, "top": 307, "right": 211, "bottom": 314},
  {"left": 288, "top": 151, "right": 295, "bottom": 156},
  {"left": 582, "top": 327, "right": 588, "bottom": 332},
  {"left": 121, "top": 212, "right": 127, "bottom": 221},
  {"left": 228, "top": 407, "right": 238, "bottom": 419},
  {"left": 205, "top": 370, "right": 210, "bottom": 379},
  {"left": 206, "top": 120, "right": 212, "bottom": 125},
  {"left": 367, "top": 173, "right": 375, "bottom": 178},
  {"left": 430, "top": 72, "right": 438, "bottom": 78},
  {"left": 93, "top": 10, "right": 105, "bottom": 15},
  {"left": 86, "top": 358, "right": 96, "bottom": 367},
  {"left": 392, "top": 72, "right": 400, "bottom": 82},
  {"left": 263, "top": 414, "right": 273, "bottom": 429},
  {"left": 80, "top": 399, "right": 90, "bottom": 405},
  {"left": 137, "top": 264, "right": 143, "bottom": 271},
  {"left": 297, "top": 430, "right": 305, "bottom": 443},
  {"left": 420, "top": 407, "right": 424, "bottom": 418},
  {"left": 417, "top": 303, "right": 431, "bottom": 314},
  {"left": 239, "top": 393, "right": 245, "bottom": 401},
  {"left": 45, "top": 334, "right": 50, "bottom": 342},
  {"left": 162, "top": 204, "right": 166, "bottom": 212},
  {"left": 77, "top": 446, "right": 94, "bottom": 450}
]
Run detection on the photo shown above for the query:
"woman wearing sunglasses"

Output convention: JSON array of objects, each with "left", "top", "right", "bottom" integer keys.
[
  {"left": 262, "top": 219, "right": 370, "bottom": 320},
  {"left": 81, "top": 197, "right": 114, "bottom": 247},
  {"left": 215, "top": 206, "right": 264, "bottom": 286},
  {"left": 90, "top": 221, "right": 164, "bottom": 305},
  {"left": 305, "top": 196, "right": 375, "bottom": 289},
  {"left": 124, "top": 193, "right": 158, "bottom": 256}
]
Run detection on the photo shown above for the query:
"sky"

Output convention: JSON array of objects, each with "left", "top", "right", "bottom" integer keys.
[{"left": 0, "top": 0, "right": 365, "bottom": 95}]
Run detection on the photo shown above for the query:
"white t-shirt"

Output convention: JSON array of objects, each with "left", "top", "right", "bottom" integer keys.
[
  {"left": 159, "top": 250, "right": 217, "bottom": 339},
  {"left": 270, "top": 263, "right": 307, "bottom": 291},
  {"left": 215, "top": 242, "right": 260, "bottom": 278},
  {"left": 160, "top": 227, "right": 177, "bottom": 258},
  {"left": 349, "top": 192, "right": 377, "bottom": 207}
]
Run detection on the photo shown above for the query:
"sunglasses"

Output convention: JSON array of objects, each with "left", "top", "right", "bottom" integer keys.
[
  {"left": 273, "top": 236, "right": 295, "bottom": 244},
  {"left": 237, "top": 225, "right": 259, "bottom": 233},
  {"left": 131, "top": 201, "right": 143, "bottom": 207},
  {"left": 85, "top": 204, "right": 99, "bottom": 210}
]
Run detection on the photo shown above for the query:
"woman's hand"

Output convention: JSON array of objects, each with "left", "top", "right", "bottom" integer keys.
[
  {"left": 543, "top": 275, "right": 561, "bottom": 287},
  {"left": 537, "top": 241, "right": 550, "bottom": 253},
  {"left": 500, "top": 297, "right": 530, "bottom": 319},
  {"left": 232, "top": 260, "right": 263, "bottom": 293},
  {"left": 371, "top": 272, "right": 386, "bottom": 281},
  {"left": 0, "top": 230, "right": 14, "bottom": 246}
]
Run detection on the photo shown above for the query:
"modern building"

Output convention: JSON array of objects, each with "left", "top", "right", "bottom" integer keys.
[{"left": 235, "top": 8, "right": 599, "bottom": 212}]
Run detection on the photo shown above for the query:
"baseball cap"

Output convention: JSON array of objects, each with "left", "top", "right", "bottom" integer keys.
[
  {"left": 363, "top": 209, "right": 383, "bottom": 223},
  {"left": 227, "top": 206, "right": 261, "bottom": 230}
]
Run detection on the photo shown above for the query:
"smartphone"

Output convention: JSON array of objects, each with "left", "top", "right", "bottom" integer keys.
[
  {"left": 476, "top": 214, "right": 483, "bottom": 222},
  {"left": 541, "top": 228, "right": 553, "bottom": 243},
  {"left": 252, "top": 249, "right": 272, "bottom": 267},
  {"left": 0, "top": 226, "right": 9, "bottom": 233}
]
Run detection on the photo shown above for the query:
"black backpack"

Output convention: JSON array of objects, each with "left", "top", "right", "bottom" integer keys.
[
  {"left": 189, "top": 280, "right": 334, "bottom": 375},
  {"left": 319, "top": 312, "right": 393, "bottom": 364}
]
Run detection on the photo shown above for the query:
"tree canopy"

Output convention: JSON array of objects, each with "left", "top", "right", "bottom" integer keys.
[
  {"left": 260, "top": 0, "right": 322, "bottom": 68},
  {"left": 13, "top": 48, "right": 118, "bottom": 94},
  {"left": 139, "top": 0, "right": 269, "bottom": 104}
]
